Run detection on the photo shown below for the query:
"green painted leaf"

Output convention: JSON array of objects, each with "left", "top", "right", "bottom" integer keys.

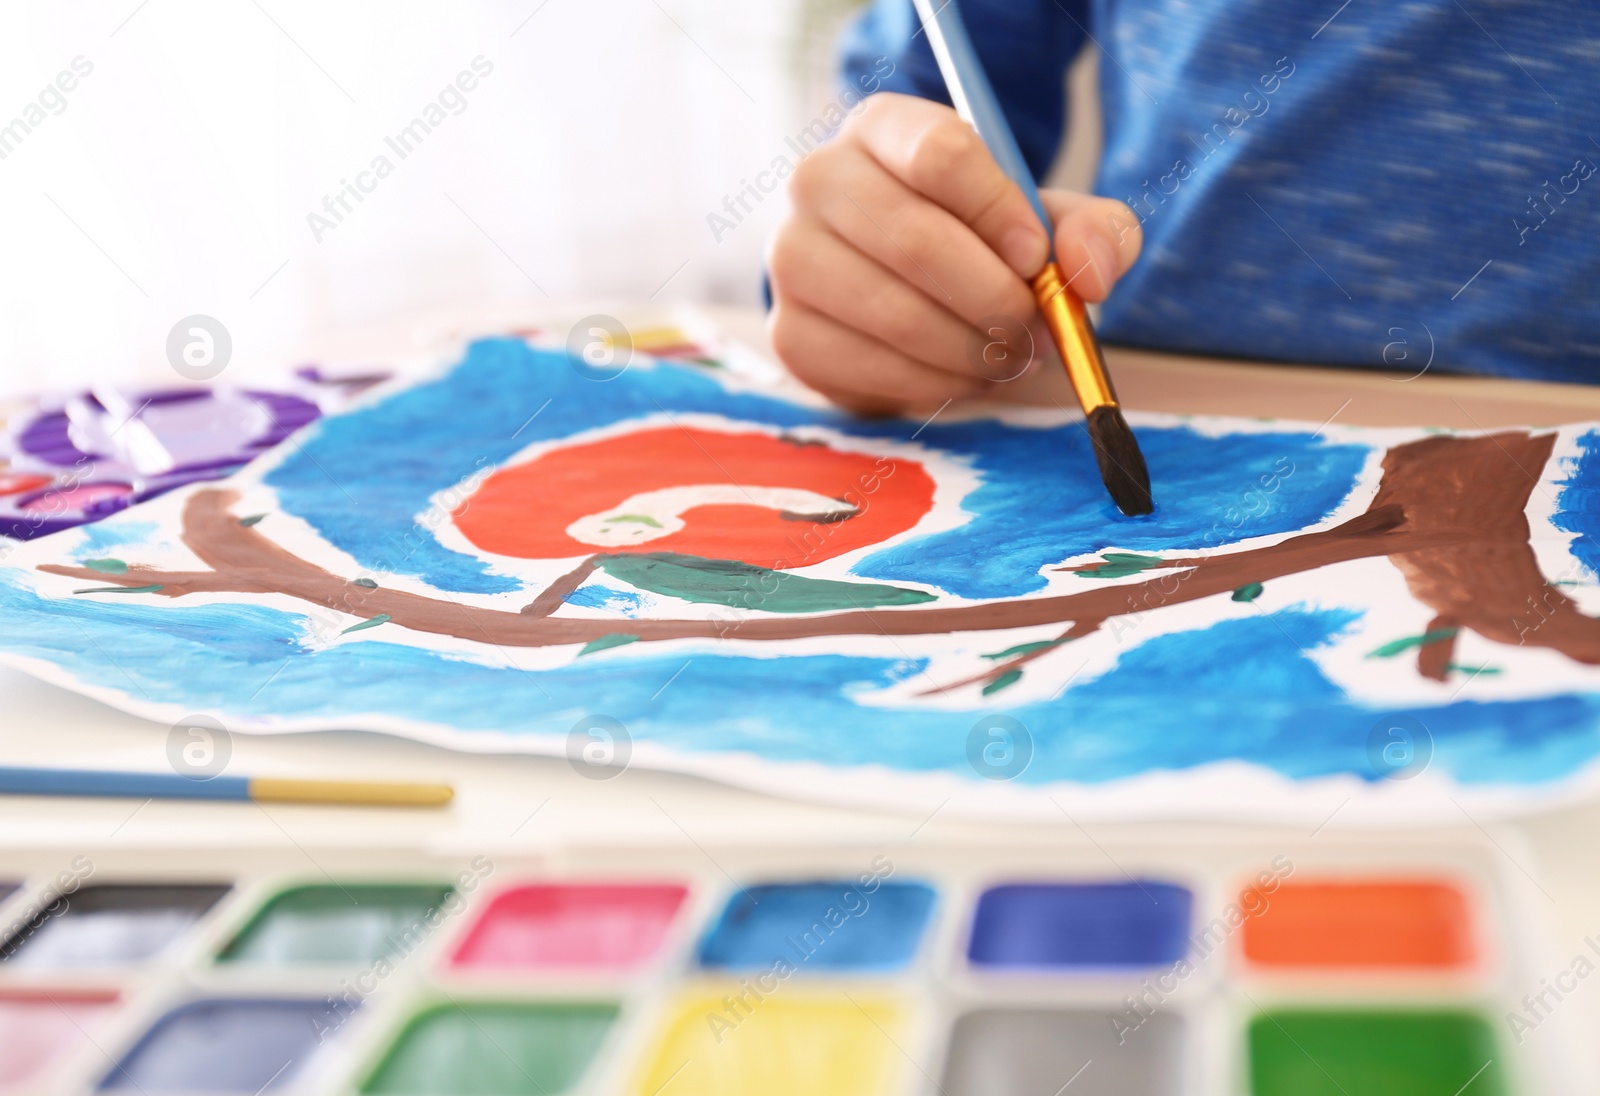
[
  {"left": 1367, "top": 627, "right": 1459, "bottom": 658},
  {"left": 1446, "top": 662, "right": 1502, "bottom": 677},
  {"left": 983, "top": 639, "right": 1065, "bottom": 660},
  {"left": 353, "top": 577, "right": 379, "bottom": 588},
  {"left": 606, "top": 513, "right": 663, "bottom": 528},
  {"left": 1077, "top": 552, "right": 1166, "bottom": 579},
  {"left": 73, "top": 584, "right": 163, "bottom": 595},
  {"left": 982, "top": 669, "right": 1023, "bottom": 696},
  {"left": 341, "top": 613, "right": 391, "bottom": 634},
  {"left": 580, "top": 633, "right": 639, "bottom": 656},
  {"left": 238, "top": 513, "right": 267, "bottom": 527},
  {"left": 82, "top": 558, "right": 127, "bottom": 574},
  {"left": 1232, "top": 581, "right": 1264, "bottom": 603},
  {"left": 595, "top": 552, "right": 936, "bottom": 614}
]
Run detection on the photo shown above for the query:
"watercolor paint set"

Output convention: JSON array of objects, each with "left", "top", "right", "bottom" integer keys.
[{"left": 0, "top": 828, "right": 1575, "bottom": 1095}]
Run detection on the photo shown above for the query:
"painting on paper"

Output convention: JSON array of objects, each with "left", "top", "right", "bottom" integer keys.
[{"left": 3, "top": 332, "right": 1600, "bottom": 822}]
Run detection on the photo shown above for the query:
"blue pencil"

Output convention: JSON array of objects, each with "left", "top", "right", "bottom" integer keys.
[
  {"left": 0, "top": 766, "right": 453, "bottom": 807},
  {"left": 911, "top": 0, "right": 1154, "bottom": 516}
]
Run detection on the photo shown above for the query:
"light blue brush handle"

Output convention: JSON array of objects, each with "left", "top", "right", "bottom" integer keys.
[
  {"left": 0, "top": 766, "right": 251, "bottom": 800},
  {"left": 912, "top": 0, "right": 1054, "bottom": 238}
]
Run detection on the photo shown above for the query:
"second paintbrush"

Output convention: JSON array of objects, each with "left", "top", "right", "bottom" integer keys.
[
  {"left": 912, "top": 0, "right": 1154, "bottom": 516},
  {"left": 0, "top": 766, "right": 454, "bottom": 808}
]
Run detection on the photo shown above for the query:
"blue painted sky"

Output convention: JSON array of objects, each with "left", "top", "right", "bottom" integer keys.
[{"left": 1556, "top": 427, "right": 1600, "bottom": 581}]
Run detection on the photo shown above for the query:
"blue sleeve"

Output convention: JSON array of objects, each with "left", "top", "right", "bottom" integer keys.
[{"left": 838, "top": 0, "right": 1087, "bottom": 180}]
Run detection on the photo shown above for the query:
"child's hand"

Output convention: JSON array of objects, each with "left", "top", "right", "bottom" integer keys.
[{"left": 767, "top": 92, "right": 1142, "bottom": 415}]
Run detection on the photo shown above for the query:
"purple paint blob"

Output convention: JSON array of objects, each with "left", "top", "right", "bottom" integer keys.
[{"left": 0, "top": 375, "right": 378, "bottom": 541}]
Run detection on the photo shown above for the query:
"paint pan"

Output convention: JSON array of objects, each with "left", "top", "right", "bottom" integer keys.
[
  {"left": 0, "top": 990, "right": 120, "bottom": 1089},
  {"left": 449, "top": 883, "right": 687, "bottom": 972},
  {"left": 634, "top": 992, "right": 904, "bottom": 1096},
  {"left": 1247, "top": 1009, "right": 1506, "bottom": 1096},
  {"left": 696, "top": 880, "right": 936, "bottom": 972},
  {"left": 361, "top": 1001, "right": 618, "bottom": 1095},
  {"left": 941, "top": 1008, "right": 1185, "bottom": 1096},
  {"left": 98, "top": 997, "right": 352, "bottom": 1093},
  {"left": 1241, "top": 879, "right": 1475, "bottom": 970},
  {"left": 967, "top": 881, "right": 1193, "bottom": 968},
  {"left": 217, "top": 883, "right": 453, "bottom": 966},
  {"left": 0, "top": 884, "right": 230, "bottom": 967}
]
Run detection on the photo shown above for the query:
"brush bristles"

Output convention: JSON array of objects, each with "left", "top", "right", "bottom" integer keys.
[{"left": 1086, "top": 406, "right": 1154, "bottom": 516}]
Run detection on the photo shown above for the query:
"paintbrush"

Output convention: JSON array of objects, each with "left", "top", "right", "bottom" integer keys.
[
  {"left": 911, "top": 0, "right": 1154, "bottom": 515},
  {"left": 0, "top": 766, "right": 454, "bottom": 808}
]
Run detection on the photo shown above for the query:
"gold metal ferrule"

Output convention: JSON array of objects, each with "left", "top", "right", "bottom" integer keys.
[{"left": 1031, "top": 260, "right": 1117, "bottom": 413}]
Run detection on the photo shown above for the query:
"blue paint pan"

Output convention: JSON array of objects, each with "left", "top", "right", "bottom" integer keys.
[
  {"left": 698, "top": 880, "right": 936, "bottom": 972},
  {"left": 968, "top": 881, "right": 1192, "bottom": 968}
]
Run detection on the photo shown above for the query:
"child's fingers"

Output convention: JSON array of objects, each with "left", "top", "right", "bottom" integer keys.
[
  {"left": 792, "top": 142, "right": 1036, "bottom": 330},
  {"left": 1039, "top": 190, "right": 1144, "bottom": 302},
  {"left": 766, "top": 218, "right": 982, "bottom": 380},
  {"left": 850, "top": 93, "right": 1050, "bottom": 278},
  {"left": 767, "top": 299, "right": 991, "bottom": 411}
]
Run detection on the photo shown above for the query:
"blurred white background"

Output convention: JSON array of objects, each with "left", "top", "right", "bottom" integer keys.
[{"left": 0, "top": 0, "right": 868, "bottom": 388}]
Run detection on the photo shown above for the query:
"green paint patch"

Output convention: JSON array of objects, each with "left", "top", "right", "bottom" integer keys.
[
  {"left": 238, "top": 513, "right": 267, "bottom": 527},
  {"left": 341, "top": 614, "right": 391, "bottom": 634},
  {"left": 362, "top": 1001, "right": 617, "bottom": 1095},
  {"left": 596, "top": 552, "right": 936, "bottom": 613},
  {"left": 82, "top": 558, "right": 127, "bottom": 574},
  {"left": 73, "top": 584, "right": 163, "bottom": 595},
  {"left": 982, "top": 670, "right": 1023, "bottom": 696},
  {"left": 1368, "top": 628, "right": 1458, "bottom": 659},
  {"left": 1075, "top": 552, "right": 1167, "bottom": 579},
  {"left": 353, "top": 577, "right": 379, "bottom": 588},
  {"left": 1447, "top": 663, "right": 1502, "bottom": 677},
  {"left": 579, "top": 633, "right": 638, "bottom": 656},
  {"left": 1233, "top": 581, "right": 1264, "bottom": 602},
  {"left": 606, "top": 513, "right": 663, "bottom": 528},
  {"left": 218, "top": 883, "right": 455, "bottom": 966},
  {"left": 983, "top": 639, "right": 1065, "bottom": 660},
  {"left": 1247, "top": 1009, "right": 1506, "bottom": 1096}
]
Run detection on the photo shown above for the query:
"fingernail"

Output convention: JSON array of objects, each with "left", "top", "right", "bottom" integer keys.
[{"left": 1000, "top": 225, "right": 1046, "bottom": 276}]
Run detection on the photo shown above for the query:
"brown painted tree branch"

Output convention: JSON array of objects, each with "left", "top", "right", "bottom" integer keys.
[
  {"left": 521, "top": 556, "right": 597, "bottom": 617},
  {"left": 916, "top": 618, "right": 1104, "bottom": 697},
  {"left": 36, "top": 489, "right": 1423, "bottom": 647},
  {"left": 1416, "top": 614, "right": 1458, "bottom": 682}
]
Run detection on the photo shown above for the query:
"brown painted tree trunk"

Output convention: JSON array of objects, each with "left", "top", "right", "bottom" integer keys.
[
  {"left": 1374, "top": 432, "right": 1600, "bottom": 665},
  {"left": 36, "top": 431, "right": 1600, "bottom": 675}
]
